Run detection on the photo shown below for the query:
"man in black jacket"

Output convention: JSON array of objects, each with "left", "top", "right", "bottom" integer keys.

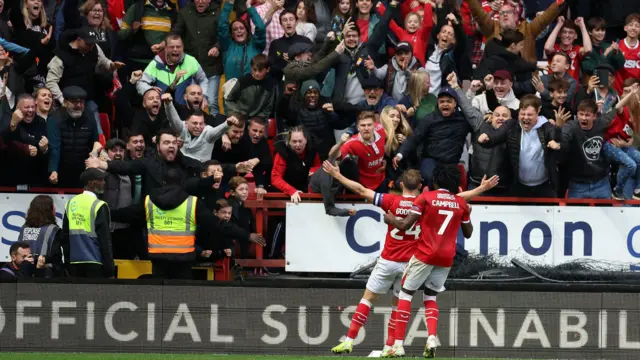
[
  {"left": 85, "top": 128, "right": 213, "bottom": 197},
  {"left": 478, "top": 95, "right": 561, "bottom": 197},
  {"left": 110, "top": 168, "right": 265, "bottom": 279},
  {"left": 47, "top": 86, "right": 102, "bottom": 187},
  {"left": 392, "top": 86, "right": 473, "bottom": 189}
]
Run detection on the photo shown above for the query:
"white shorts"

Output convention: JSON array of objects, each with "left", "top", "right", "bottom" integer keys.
[
  {"left": 365, "top": 258, "right": 408, "bottom": 296},
  {"left": 401, "top": 256, "right": 451, "bottom": 293}
]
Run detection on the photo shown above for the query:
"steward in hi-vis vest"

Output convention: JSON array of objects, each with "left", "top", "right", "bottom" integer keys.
[
  {"left": 110, "top": 168, "right": 265, "bottom": 279},
  {"left": 61, "top": 168, "right": 114, "bottom": 278}
]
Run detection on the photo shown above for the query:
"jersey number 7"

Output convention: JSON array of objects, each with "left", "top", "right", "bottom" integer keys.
[
  {"left": 437, "top": 210, "right": 453, "bottom": 235},
  {"left": 390, "top": 217, "right": 421, "bottom": 240}
]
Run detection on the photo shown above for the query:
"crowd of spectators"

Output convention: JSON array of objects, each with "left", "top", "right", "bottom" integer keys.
[{"left": 1, "top": 0, "right": 640, "bottom": 277}]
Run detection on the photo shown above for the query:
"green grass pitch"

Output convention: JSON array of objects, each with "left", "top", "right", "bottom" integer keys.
[{"left": 0, "top": 354, "right": 505, "bottom": 360}]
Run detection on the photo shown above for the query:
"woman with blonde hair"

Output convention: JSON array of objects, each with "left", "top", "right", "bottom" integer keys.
[
  {"left": 6, "top": 0, "right": 53, "bottom": 92},
  {"left": 398, "top": 70, "right": 437, "bottom": 124},
  {"left": 380, "top": 106, "right": 415, "bottom": 187}
]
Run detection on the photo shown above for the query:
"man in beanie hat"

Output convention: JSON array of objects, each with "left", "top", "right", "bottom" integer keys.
[{"left": 278, "top": 79, "right": 356, "bottom": 159}]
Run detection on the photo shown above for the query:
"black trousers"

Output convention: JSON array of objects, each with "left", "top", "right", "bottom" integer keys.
[
  {"left": 151, "top": 260, "right": 192, "bottom": 280},
  {"left": 68, "top": 263, "right": 105, "bottom": 278},
  {"left": 111, "top": 227, "right": 146, "bottom": 260},
  {"left": 512, "top": 181, "right": 557, "bottom": 198}
]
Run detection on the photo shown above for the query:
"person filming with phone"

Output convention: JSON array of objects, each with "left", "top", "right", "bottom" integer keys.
[{"left": 574, "top": 63, "right": 619, "bottom": 115}]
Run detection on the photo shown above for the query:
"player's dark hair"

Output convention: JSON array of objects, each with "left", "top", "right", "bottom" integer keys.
[
  {"left": 432, "top": 164, "right": 461, "bottom": 193},
  {"left": 400, "top": 169, "right": 423, "bottom": 191}
]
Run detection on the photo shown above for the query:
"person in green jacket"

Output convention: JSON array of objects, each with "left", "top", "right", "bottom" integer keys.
[
  {"left": 581, "top": 17, "right": 626, "bottom": 84},
  {"left": 217, "top": 0, "right": 268, "bottom": 81}
]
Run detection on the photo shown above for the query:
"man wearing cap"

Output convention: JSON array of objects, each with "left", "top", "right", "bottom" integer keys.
[
  {"left": 268, "top": 10, "right": 310, "bottom": 83},
  {"left": 367, "top": 42, "right": 423, "bottom": 102},
  {"left": 471, "top": 70, "right": 520, "bottom": 115},
  {"left": 357, "top": 77, "right": 398, "bottom": 113},
  {"left": 59, "top": 168, "right": 114, "bottom": 278},
  {"left": 282, "top": 37, "right": 345, "bottom": 85},
  {"left": 102, "top": 139, "right": 141, "bottom": 260},
  {"left": 574, "top": 63, "right": 619, "bottom": 115},
  {"left": 47, "top": 86, "right": 103, "bottom": 187},
  {"left": 393, "top": 80, "right": 475, "bottom": 189},
  {"left": 46, "top": 27, "right": 125, "bottom": 137}
]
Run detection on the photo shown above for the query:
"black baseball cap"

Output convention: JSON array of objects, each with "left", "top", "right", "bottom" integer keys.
[
  {"left": 80, "top": 168, "right": 107, "bottom": 185},
  {"left": 77, "top": 27, "right": 99, "bottom": 45},
  {"left": 396, "top": 42, "right": 413, "bottom": 53},
  {"left": 105, "top": 138, "right": 126, "bottom": 151},
  {"left": 361, "top": 76, "right": 383, "bottom": 90}
]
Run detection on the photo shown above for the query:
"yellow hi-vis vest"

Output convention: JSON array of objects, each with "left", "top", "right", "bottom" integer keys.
[
  {"left": 145, "top": 195, "right": 196, "bottom": 254},
  {"left": 66, "top": 193, "right": 107, "bottom": 264}
]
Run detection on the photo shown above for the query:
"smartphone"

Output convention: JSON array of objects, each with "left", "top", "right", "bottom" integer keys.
[{"left": 596, "top": 69, "right": 609, "bottom": 88}]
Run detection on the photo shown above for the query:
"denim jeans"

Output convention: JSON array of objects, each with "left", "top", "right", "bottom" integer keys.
[
  {"left": 603, "top": 142, "right": 640, "bottom": 199},
  {"left": 207, "top": 75, "right": 221, "bottom": 116},
  {"left": 419, "top": 158, "right": 438, "bottom": 190},
  {"left": 85, "top": 100, "right": 103, "bottom": 135},
  {"left": 567, "top": 176, "right": 612, "bottom": 199}
]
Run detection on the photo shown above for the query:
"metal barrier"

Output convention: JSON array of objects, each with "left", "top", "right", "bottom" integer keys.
[{"left": 3, "top": 186, "right": 640, "bottom": 277}]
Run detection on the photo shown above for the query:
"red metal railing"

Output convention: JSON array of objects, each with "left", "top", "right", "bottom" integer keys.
[{"left": 3, "top": 187, "right": 640, "bottom": 271}]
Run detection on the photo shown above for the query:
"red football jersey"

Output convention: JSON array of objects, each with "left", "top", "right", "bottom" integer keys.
[
  {"left": 410, "top": 189, "right": 471, "bottom": 267},
  {"left": 614, "top": 39, "right": 640, "bottom": 95},
  {"left": 605, "top": 107, "right": 634, "bottom": 141},
  {"left": 340, "top": 124, "right": 387, "bottom": 190},
  {"left": 374, "top": 193, "right": 418, "bottom": 263},
  {"left": 549, "top": 44, "right": 583, "bottom": 82}
]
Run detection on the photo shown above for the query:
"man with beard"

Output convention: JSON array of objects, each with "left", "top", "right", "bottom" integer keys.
[
  {"left": 102, "top": 139, "right": 144, "bottom": 260},
  {"left": 130, "top": 89, "right": 171, "bottom": 147},
  {"left": 137, "top": 34, "right": 209, "bottom": 107},
  {"left": 47, "top": 86, "right": 102, "bottom": 187},
  {"left": 478, "top": 95, "right": 561, "bottom": 197},
  {"left": 176, "top": 85, "right": 216, "bottom": 126},
  {"left": 278, "top": 80, "right": 356, "bottom": 159},
  {"left": 164, "top": 93, "right": 234, "bottom": 162},
  {"left": 268, "top": 10, "right": 308, "bottom": 83},
  {"left": 465, "top": 0, "right": 565, "bottom": 62},
  {"left": 85, "top": 128, "right": 212, "bottom": 197},
  {"left": 392, "top": 74, "right": 480, "bottom": 189},
  {"left": 212, "top": 116, "right": 273, "bottom": 192},
  {"left": 5, "top": 94, "right": 49, "bottom": 185}
]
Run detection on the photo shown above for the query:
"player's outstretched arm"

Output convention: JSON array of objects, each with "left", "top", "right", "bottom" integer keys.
[
  {"left": 457, "top": 175, "right": 499, "bottom": 201},
  {"left": 383, "top": 210, "right": 419, "bottom": 231},
  {"left": 322, "top": 160, "right": 375, "bottom": 202}
]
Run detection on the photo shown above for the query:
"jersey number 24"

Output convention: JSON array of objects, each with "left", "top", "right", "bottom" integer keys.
[{"left": 390, "top": 217, "right": 421, "bottom": 240}]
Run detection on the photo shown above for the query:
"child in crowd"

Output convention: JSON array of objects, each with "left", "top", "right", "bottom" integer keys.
[
  {"left": 227, "top": 176, "right": 256, "bottom": 259},
  {"left": 581, "top": 17, "right": 625, "bottom": 84},
  {"left": 603, "top": 78, "right": 640, "bottom": 200},
  {"left": 386, "top": 0, "right": 433, "bottom": 65},
  {"left": 196, "top": 199, "right": 234, "bottom": 262},
  {"left": 614, "top": 14, "right": 640, "bottom": 95},
  {"left": 544, "top": 16, "right": 592, "bottom": 83},
  {"left": 541, "top": 78, "right": 573, "bottom": 124},
  {"left": 296, "top": 0, "right": 318, "bottom": 42},
  {"left": 328, "top": 0, "right": 352, "bottom": 39}
]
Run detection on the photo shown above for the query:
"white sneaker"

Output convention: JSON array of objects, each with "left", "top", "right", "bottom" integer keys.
[
  {"left": 423, "top": 335, "right": 440, "bottom": 358},
  {"left": 387, "top": 343, "right": 405, "bottom": 358},
  {"left": 380, "top": 345, "right": 392, "bottom": 357}
]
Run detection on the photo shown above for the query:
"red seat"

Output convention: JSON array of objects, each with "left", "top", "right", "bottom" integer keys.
[
  {"left": 268, "top": 118, "right": 277, "bottom": 138},
  {"left": 99, "top": 113, "right": 111, "bottom": 141},
  {"left": 458, "top": 164, "right": 468, "bottom": 191}
]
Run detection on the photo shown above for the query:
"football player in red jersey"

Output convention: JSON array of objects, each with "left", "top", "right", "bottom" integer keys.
[
  {"left": 383, "top": 164, "right": 473, "bottom": 358},
  {"left": 325, "top": 161, "right": 497, "bottom": 356}
]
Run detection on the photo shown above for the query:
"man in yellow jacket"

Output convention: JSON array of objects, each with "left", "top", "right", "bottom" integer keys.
[
  {"left": 59, "top": 168, "right": 115, "bottom": 278},
  {"left": 111, "top": 167, "right": 265, "bottom": 279}
]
